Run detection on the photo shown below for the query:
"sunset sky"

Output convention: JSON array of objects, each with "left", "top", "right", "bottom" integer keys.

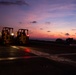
[{"left": 0, "top": 0, "right": 76, "bottom": 41}]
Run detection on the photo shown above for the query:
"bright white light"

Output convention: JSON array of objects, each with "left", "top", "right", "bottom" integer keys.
[{"left": 11, "top": 33, "right": 14, "bottom": 36}]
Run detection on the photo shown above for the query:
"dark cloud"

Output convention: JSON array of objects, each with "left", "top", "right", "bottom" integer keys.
[
  {"left": 45, "top": 22, "right": 51, "bottom": 25},
  {"left": 72, "top": 29, "right": 76, "bottom": 31},
  {"left": 40, "top": 28, "right": 43, "bottom": 30},
  {"left": 0, "top": 0, "right": 29, "bottom": 6},
  {"left": 31, "top": 21, "right": 37, "bottom": 23},
  {"left": 65, "top": 33, "right": 70, "bottom": 36},
  {"left": 60, "top": 32, "right": 63, "bottom": 34},
  {"left": 47, "top": 31, "right": 51, "bottom": 32},
  {"left": 72, "top": 35, "right": 75, "bottom": 36},
  {"left": 19, "top": 22, "right": 22, "bottom": 24}
]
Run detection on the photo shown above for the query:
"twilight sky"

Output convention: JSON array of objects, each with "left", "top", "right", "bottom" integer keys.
[{"left": 0, "top": 0, "right": 76, "bottom": 41}]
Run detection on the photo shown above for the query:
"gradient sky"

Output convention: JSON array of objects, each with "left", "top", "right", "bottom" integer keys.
[{"left": 0, "top": 0, "right": 76, "bottom": 41}]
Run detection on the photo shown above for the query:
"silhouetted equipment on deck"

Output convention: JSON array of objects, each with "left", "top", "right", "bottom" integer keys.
[
  {"left": 0, "top": 27, "right": 29, "bottom": 45},
  {"left": 1, "top": 27, "right": 14, "bottom": 45},
  {"left": 16, "top": 29, "right": 29, "bottom": 45},
  {"left": 0, "top": 0, "right": 29, "bottom": 6}
]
